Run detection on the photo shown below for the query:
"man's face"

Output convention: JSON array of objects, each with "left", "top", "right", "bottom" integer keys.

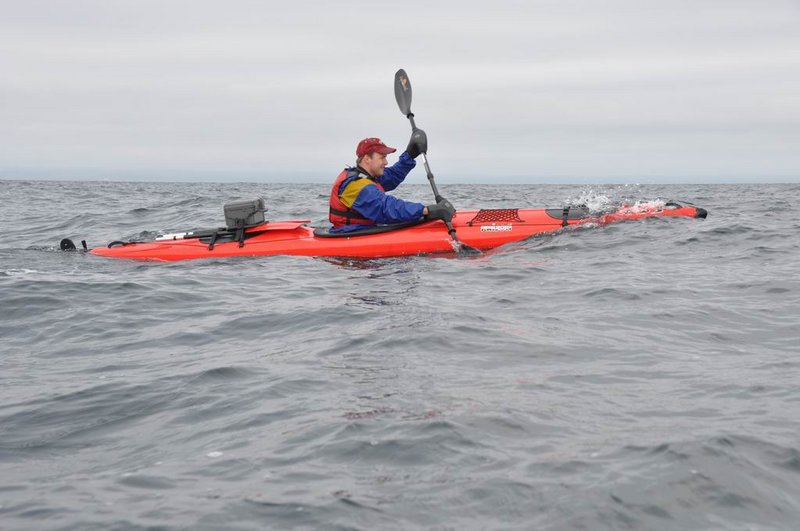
[{"left": 361, "top": 152, "right": 388, "bottom": 177}]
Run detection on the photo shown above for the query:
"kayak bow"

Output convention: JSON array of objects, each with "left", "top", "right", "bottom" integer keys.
[{"left": 79, "top": 202, "right": 707, "bottom": 262}]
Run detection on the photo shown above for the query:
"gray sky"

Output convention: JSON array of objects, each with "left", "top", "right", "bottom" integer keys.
[{"left": 1, "top": 0, "right": 799, "bottom": 183}]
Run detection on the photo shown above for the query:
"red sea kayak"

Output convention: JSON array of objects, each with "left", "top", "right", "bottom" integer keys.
[{"left": 77, "top": 202, "right": 707, "bottom": 261}]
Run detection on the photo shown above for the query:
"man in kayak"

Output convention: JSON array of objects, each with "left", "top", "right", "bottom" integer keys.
[{"left": 328, "top": 133, "right": 456, "bottom": 233}]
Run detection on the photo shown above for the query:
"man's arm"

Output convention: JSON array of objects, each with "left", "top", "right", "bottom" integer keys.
[
  {"left": 378, "top": 152, "right": 416, "bottom": 191},
  {"left": 350, "top": 184, "right": 424, "bottom": 224}
]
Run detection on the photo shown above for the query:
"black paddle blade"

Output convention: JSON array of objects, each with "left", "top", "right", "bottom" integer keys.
[
  {"left": 458, "top": 243, "right": 482, "bottom": 256},
  {"left": 394, "top": 69, "right": 412, "bottom": 115},
  {"left": 445, "top": 225, "right": 482, "bottom": 256}
]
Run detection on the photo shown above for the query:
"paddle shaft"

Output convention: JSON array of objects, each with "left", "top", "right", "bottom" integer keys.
[
  {"left": 406, "top": 114, "right": 443, "bottom": 201},
  {"left": 405, "top": 115, "right": 465, "bottom": 243}
]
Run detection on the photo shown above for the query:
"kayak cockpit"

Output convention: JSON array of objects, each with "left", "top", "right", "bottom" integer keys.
[{"left": 313, "top": 219, "right": 427, "bottom": 238}]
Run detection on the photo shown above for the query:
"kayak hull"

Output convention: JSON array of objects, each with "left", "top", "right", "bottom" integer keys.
[{"left": 88, "top": 204, "right": 707, "bottom": 261}]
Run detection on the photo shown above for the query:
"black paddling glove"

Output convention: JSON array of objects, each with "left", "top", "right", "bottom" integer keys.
[
  {"left": 406, "top": 128, "right": 428, "bottom": 159},
  {"left": 425, "top": 198, "right": 456, "bottom": 222}
]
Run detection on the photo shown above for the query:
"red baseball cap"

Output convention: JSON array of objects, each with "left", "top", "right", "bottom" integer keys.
[{"left": 356, "top": 137, "right": 397, "bottom": 157}]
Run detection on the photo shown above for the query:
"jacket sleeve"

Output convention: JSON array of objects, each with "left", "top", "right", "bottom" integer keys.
[
  {"left": 351, "top": 183, "right": 425, "bottom": 224},
  {"left": 378, "top": 152, "right": 416, "bottom": 191}
]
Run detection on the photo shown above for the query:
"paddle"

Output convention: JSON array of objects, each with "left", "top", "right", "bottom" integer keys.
[{"left": 394, "top": 69, "right": 481, "bottom": 255}]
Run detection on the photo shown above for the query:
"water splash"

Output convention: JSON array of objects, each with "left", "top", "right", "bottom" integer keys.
[
  {"left": 565, "top": 190, "right": 614, "bottom": 213},
  {"left": 565, "top": 188, "right": 669, "bottom": 215},
  {"left": 622, "top": 199, "right": 667, "bottom": 213}
]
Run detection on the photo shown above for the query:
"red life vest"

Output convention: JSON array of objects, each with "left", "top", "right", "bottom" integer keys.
[{"left": 328, "top": 168, "right": 385, "bottom": 228}]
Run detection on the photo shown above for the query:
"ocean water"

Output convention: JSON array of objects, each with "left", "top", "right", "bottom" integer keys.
[{"left": 1, "top": 180, "right": 799, "bottom": 530}]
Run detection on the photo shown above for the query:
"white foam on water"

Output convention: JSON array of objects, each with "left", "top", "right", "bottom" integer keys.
[
  {"left": 4, "top": 268, "right": 40, "bottom": 276},
  {"left": 565, "top": 190, "right": 668, "bottom": 215},
  {"left": 565, "top": 190, "right": 614, "bottom": 213},
  {"left": 624, "top": 199, "right": 667, "bottom": 213}
]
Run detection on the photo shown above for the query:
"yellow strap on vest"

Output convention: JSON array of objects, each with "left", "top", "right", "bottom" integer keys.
[{"left": 339, "top": 177, "right": 377, "bottom": 208}]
